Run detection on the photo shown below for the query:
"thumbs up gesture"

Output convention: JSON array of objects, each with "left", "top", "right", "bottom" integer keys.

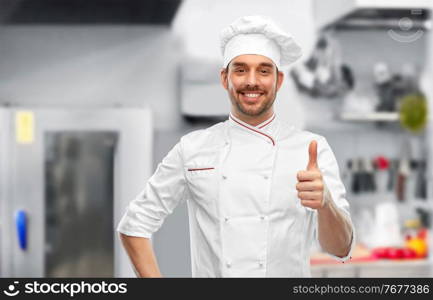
[{"left": 296, "top": 140, "right": 326, "bottom": 210}]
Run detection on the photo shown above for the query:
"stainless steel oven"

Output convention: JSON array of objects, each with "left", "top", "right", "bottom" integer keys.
[{"left": 0, "top": 107, "right": 152, "bottom": 277}]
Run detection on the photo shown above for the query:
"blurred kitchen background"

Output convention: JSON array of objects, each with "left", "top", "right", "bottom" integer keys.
[{"left": 1, "top": 0, "right": 433, "bottom": 278}]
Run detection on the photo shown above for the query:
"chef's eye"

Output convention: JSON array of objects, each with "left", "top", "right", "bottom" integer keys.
[
  {"left": 235, "top": 68, "right": 245, "bottom": 73},
  {"left": 260, "top": 69, "right": 271, "bottom": 74}
]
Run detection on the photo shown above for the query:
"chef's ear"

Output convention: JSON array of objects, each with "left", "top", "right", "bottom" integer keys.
[
  {"left": 276, "top": 70, "right": 284, "bottom": 91},
  {"left": 220, "top": 67, "right": 229, "bottom": 90}
]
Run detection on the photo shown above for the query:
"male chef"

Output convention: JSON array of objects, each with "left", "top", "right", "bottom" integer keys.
[{"left": 117, "top": 15, "right": 355, "bottom": 277}]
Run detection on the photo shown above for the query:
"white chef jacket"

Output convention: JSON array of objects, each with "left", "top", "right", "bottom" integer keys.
[{"left": 117, "top": 112, "right": 355, "bottom": 277}]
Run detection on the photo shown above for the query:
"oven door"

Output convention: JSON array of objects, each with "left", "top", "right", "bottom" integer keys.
[{"left": 0, "top": 108, "right": 152, "bottom": 277}]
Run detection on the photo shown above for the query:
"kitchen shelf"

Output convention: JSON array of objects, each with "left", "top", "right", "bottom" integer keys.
[{"left": 339, "top": 112, "right": 399, "bottom": 122}]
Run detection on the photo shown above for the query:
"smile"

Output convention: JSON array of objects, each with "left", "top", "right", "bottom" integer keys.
[{"left": 240, "top": 92, "right": 263, "bottom": 101}]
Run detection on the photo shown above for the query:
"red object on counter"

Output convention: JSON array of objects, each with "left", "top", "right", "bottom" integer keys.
[
  {"left": 387, "top": 248, "right": 404, "bottom": 259},
  {"left": 372, "top": 247, "right": 388, "bottom": 259},
  {"left": 372, "top": 247, "right": 418, "bottom": 260},
  {"left": 401, "top": 248, "right": 417, "bottom": 259},
  {"left": 374, "top": 156, "right": 390, "bottom": 170}
]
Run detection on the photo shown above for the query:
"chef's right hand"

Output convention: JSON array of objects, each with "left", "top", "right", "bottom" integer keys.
[{"left": 296, "top": 140, "right": 326, "bottom": 210}]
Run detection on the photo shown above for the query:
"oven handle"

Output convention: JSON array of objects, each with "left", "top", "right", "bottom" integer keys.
[{"left": 15, "top": 210, "right": 27, "bottom": 250}]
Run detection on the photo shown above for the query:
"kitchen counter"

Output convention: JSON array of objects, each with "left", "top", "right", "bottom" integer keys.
[
  {"left": 310, "top": 244, "right": 432, "bottom": 277},
  {"left": 311, "top": 258, "right": 432, "bottom": 277}
]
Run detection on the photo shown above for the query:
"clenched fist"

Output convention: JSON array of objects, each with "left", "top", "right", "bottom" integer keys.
[{"left": 296, "top": 140, "right": 327, "bottom": 210}]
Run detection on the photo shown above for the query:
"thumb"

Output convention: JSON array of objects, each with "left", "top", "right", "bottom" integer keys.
[{"left": 307, "top": 140, "right": 318, "bottom": 170}]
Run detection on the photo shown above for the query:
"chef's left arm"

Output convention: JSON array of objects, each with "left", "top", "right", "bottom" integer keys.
[{"left": 296, "top": 138, "right": 354, "bottom": 260}]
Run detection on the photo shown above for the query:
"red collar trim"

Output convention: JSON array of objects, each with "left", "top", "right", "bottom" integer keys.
[
  {"left": 229, "top": 115, "right": 275, "bottom": 146},
  {"left": 258, "top": 114, "right": 276, "bottom": 129}
]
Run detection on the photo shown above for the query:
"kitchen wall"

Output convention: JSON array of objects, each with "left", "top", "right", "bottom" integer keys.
[{"left": 0, "top": 25, "right": 183, "bottom": 131}]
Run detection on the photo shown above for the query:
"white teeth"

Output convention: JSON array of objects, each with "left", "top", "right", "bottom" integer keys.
[{"left": 244, "top": 93, "right": 260, "bottom": 97}]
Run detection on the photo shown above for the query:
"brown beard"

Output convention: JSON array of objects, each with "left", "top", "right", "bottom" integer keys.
[
  {"left": 233, "top": 93, "right": 275, "bottom": 117},
  {"left": 230, "top": 80, "right": 278, "bottom": 117}
]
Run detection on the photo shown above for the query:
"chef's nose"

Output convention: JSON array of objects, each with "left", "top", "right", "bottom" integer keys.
[{"left": 246, "top": 71, "right": 258, "bottom": 86}]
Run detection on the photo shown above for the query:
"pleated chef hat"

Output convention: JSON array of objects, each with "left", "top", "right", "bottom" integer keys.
[{"left": 220, "top": 15, "right": 302, "bottom": 69}]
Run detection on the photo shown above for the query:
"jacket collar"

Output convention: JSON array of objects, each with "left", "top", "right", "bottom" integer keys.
[{"left": 228, "top": 112, "right": 278, "bottom": 146}]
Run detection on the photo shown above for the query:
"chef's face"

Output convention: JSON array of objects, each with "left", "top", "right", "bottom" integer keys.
[{"left": 220, "top": 54, "right": 284, "bottom": 118}]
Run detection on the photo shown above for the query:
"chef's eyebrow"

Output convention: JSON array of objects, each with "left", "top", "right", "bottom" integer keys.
[
  {"left": 259, "top": 62, "right": 275, "bottom": 68},
  {"left": 231, "top": 62, "right": 247, "bottom": 68},
  {"left": 231, "top": 62, "right": 275, "bottom": 68}
]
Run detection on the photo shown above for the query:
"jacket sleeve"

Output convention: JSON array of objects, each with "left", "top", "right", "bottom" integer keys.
[
  {"left": 312, "top": 136, "right": 356, "bottom": 262},
  {"left": 117, "top": 140, "right": 187, "bottom": 238}
]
